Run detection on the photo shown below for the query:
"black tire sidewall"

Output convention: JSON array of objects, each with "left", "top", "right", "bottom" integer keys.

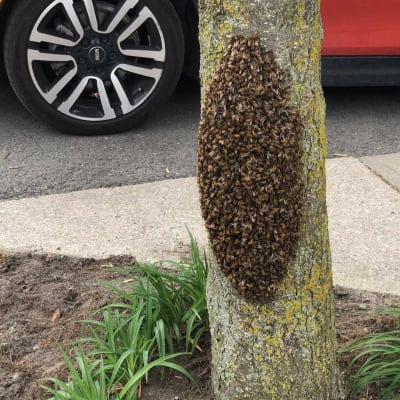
[{"left": 4, "top": 0, "right": 184, "bottom": 135}]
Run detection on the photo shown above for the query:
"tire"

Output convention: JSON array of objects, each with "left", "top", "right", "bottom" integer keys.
[{"left": 4, "top": 0, "right": 184, "bottom": 135}]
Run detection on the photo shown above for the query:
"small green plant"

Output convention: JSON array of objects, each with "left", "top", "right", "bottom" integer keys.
[
  {"left": 119, "top": 232, "right": 209, "bottom": 352},
  {"left": 102, "top": 231, "right": 209, "bottom": 353},
  {"left": 343, "top": 307, "right": 400, "bottom": 399},
  {"left": 42, "top": 233, "right": 209, "bottom": 400},
  {"left": 42, "top": 347, "right": 109, "bottom": 400},
  {"left": 43, "top": 346, "right": 194, "bottom": 400}
]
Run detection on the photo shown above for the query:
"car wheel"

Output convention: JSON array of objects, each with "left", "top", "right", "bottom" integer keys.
[{"left": 4, "top": 0, "right": 184, "bottom": 134}]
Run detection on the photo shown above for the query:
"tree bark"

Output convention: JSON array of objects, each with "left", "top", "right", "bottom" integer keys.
[{"left": 198, "top": 1, "right": 343, "bottom": 399}]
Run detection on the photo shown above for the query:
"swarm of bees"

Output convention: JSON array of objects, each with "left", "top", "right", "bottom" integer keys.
[{"left": 198, "top": 34, "right": 304, "bottom": 300}]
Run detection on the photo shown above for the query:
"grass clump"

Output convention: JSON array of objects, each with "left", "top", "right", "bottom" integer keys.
[
  {"left": 105, "top": 231, "right": 209, "bottom": 353},
  {"left": 343, "top": 307, "right": 400, "bottom": 399},
  {"left": 42, "top": 233, "right": 209, "bottom": 400}
]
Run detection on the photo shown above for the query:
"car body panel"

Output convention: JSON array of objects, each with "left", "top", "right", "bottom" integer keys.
[{"left": 321, "top": 0, "right": 400, "bottom": 56}]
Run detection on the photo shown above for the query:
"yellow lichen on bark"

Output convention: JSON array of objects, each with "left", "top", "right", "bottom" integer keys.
[{"left": 198, "top": 0, "right": 248, "bottom": 99}]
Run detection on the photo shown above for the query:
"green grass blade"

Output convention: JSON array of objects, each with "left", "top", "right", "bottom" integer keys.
[{"left": 119, "top": 353, "right": 191, "bottom": 397}]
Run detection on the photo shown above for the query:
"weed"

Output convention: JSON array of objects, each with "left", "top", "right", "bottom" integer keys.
[{"left": 343, "top": 307, "right": 400, "bottom": 399}]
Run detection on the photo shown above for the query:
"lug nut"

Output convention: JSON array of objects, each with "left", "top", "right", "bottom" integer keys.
[{"left": 100, "top": 36, "right": 108, "bottom": 44}]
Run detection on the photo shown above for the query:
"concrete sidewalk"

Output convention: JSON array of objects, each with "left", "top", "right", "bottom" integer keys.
[{"left": 0, "top": 154, "right": 399, "bottom": 295}]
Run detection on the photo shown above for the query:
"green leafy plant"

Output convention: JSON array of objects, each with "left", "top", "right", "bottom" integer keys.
[
  {"left": 42, "top": 232, "right": 209, "bottom": 400},
  {"left": 42, "top": 347, "right": 109, "bottom": 400},
  {"left": 80, "top": 303, "right": 160, "bottom": 386},
  {"left": 343, "top": 307, "right": 400, "bottom": 399},
  {"left": 43, "top": 346, "right": 194, "bottom": 400},
  {"left": 103, "top": 231, "right": 209, "bottom": 353}
]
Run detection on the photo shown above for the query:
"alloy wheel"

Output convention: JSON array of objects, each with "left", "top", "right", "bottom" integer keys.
[{"left": 27, "top": 0, "right": 167, "bottom": 122}]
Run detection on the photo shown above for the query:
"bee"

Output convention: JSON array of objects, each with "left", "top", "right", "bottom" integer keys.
[{"left": 198, "top": 34, "right": 304, "bottom": 301}]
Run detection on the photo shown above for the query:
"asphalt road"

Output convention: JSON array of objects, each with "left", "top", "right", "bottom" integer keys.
[{"left": 1, "top": 73, "right": 400, "bottom": 201}]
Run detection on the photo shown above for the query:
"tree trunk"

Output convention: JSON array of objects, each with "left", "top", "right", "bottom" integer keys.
[{"left": 197, "top": 1, "right": 343, "bottom": 399}]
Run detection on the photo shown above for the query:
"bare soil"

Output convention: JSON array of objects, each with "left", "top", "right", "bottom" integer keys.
[{"left": 1, "top": 252, "right": 399, "bottom": 400}]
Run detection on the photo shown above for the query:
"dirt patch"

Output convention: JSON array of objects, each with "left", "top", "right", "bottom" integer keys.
[{"left": 1, "top": 252, "right": 399, "bottom": 399}]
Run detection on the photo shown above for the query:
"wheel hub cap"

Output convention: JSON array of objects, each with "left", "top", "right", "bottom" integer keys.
[{"left": 89, "top": 46, "right": 106, "bottom": 64}]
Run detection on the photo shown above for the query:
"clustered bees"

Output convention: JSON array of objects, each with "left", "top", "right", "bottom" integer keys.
[{"left": 198, "top": 34, "right": 304, "bottom": 300}]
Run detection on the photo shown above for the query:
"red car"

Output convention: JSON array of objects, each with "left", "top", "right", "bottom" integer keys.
[
  {"left": 321, "top": 0, "right": 400, "bottom": 86},
  {"left": 0, "top": 0, "right": 398, "bottom": 134}
]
